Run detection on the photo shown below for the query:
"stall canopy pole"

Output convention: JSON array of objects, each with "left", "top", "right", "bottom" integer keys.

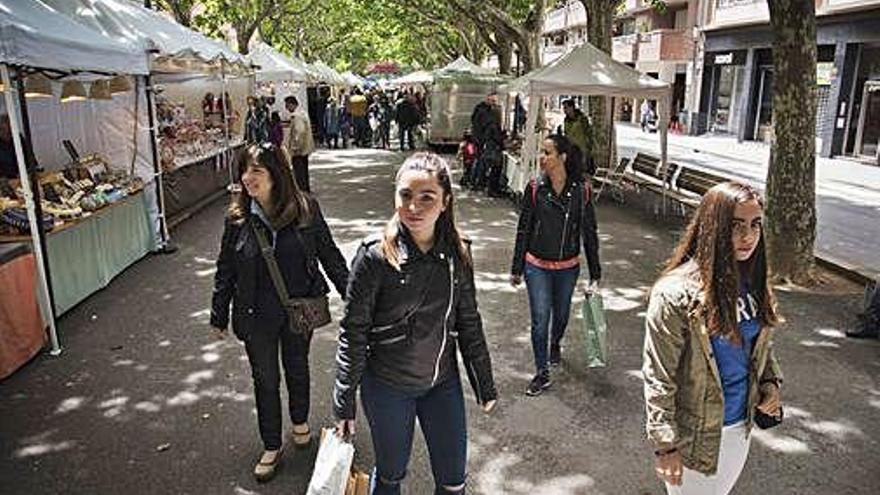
[
  {"left": 1, "top": 64, "right": 61, "bottom": 355},
  {"left": 144, "top": 74, "right": 171, "bottom": 249}
]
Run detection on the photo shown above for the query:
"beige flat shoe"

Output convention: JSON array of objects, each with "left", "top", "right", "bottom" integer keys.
[
  {"left": 254, "top": 449, "right": 282, "bottom": 482},
  {"left": 291, "top": 423, "right": 312, "bottom": 448}
]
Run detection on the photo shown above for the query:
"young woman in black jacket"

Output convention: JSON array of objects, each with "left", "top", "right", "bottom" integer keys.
[
  {"left": 210, "top": 143, "right": 349, "bottom": 482},
  {"left": 510, "top": 134, "right": 602, "bottom": 396},
  {"left": 333, "top": 152, "right": 497, "bottom": 495}
]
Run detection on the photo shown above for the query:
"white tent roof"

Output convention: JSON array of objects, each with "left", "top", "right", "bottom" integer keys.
[
  {"left": 340, "top": 71, "right": 364, "bottom": 88},
  {"left": 0, "top": 0, "right": 148, "bottom": 74},
  {"left": 436, "top": 56, "right": 497, "bottom": 76},
  {"left": 311, "top": 61, "right": 346, "bottom": 86},
  {"left": 41, "top": 0, "right": 249, "bottom": 75},
  {"left": 509, "top": 42, "right": 670, "bottom": 98},
  {"left": 393, "top": 70, "right": 433, "bottom": 86},
  {"left": 247, "top": 41, "right": 309, "bottom": 83}
]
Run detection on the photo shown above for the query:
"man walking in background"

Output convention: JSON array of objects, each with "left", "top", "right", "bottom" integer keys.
[{"left": 284, "top": 96, "right": 316, "bottom": 193}]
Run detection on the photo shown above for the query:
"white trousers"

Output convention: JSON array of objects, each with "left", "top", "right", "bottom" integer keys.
[{"left": 665, "top": 422, "right": 751, "bottom": 495}]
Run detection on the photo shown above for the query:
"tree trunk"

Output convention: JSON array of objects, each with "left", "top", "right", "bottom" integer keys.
[
  {"left": 765, "top": 0, "right": 817, "bottom": 284},
  {"left": 237, "top": 25, "right": 256, "bottom": 55},
  {"left": 495, "top": 38, "right": 513, "bottom": 75},
  {"left": 582, "top": 0, "right": 614, "bottom": 171}
]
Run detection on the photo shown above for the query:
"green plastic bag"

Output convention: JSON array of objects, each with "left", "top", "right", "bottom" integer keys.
[{"left": 580, "top": 293, "right": 608, "bottom": 368}]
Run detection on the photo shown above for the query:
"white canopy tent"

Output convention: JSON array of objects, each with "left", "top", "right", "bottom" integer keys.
[
  {"left": 310, "top": 61, "right": 346, "bottom": 86},
  {"left": 247, "top": 42, "right": 309, "bottom": 122},
  {"left": 393, "top": 70, "right": 434, "bottom": 86},
  {"left": 247, "top": 41, "right": 310, "bottom": 83},
  {"left": 506, "top": 41, "right": 671, "bottom": 198},
  {"left": 436, "top": 56, "right": 498, "bottom": 76},
  {"left": 41, "top": 0, "right": 249, "bottom": 76},
  {"left": 0, "top": 0, "right": 151, "bottom": 355},
  {"left": 340, "top": 71, "right": 365, "bottom": 88}
]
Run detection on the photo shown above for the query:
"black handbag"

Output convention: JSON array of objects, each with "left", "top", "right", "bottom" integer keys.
[{"left": 252, "top": 220, "right": 331, "bottom": 335}]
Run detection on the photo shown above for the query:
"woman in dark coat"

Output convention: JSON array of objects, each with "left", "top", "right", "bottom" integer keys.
[{"left": 210, "top": 143, "right": 349, "bottom": 482}]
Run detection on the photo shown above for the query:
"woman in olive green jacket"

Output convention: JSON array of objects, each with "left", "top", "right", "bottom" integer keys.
[{"left": 643, "top": 182, "right": 783, "bottom": 494}]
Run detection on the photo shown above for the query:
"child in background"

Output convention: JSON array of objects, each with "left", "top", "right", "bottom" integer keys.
[{"left": 457, "top": 130, "right": 478, "bottom": 188}]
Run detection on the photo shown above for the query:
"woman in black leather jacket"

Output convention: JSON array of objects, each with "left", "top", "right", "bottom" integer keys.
[
  {"left": 210, "top": 143, "right": 348, "bottom": 482},
  {"left": 333, "top": 152, "right": 496, "bottom": 495},
  {"left": 510, "top": 134, "right": 602, "bottom": 397}
]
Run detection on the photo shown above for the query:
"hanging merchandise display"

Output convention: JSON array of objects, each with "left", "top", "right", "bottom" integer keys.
[{"left": 155, "top": 94, "right": 231, "bottom": 172}]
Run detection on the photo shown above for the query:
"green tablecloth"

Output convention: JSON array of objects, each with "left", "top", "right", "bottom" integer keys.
[{"left": 47, "top": 191, "right": 152, "bottom": 315}]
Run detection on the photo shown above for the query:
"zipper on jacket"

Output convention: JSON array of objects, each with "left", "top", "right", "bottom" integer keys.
[
  {"left": 558, "top": 191, "right": 572, "bottom": 259},
  {"left": 431, "top": 256, "right": 455, "bottom": 387}
]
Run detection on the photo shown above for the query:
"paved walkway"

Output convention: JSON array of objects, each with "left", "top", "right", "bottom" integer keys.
[
  {"left": 615, "top": 123, "right": 880, "bottom": 281},
  {"left": 0, "top": 147, "right": 878, "bottom": 494}
]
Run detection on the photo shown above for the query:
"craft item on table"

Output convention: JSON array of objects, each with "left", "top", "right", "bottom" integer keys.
[
  {"left": 42, "top": 201, "right": 82, "bottom": 219},
  {"left": 0, "top": 207, "right": 55, "bottom": 233}
]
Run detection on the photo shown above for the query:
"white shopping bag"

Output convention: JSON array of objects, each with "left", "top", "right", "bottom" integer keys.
[{"left": 306, "top": 428, "right": 355, "bottom": 495}]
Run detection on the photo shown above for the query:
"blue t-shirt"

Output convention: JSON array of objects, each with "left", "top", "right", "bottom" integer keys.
[{"left": 710, "top": 287, "right": 761, "bottom": 425}]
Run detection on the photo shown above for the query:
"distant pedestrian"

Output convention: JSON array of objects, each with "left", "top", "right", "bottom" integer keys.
[
  {"left": 245, "top": 96, "right": 270, "bottom": 144},
  {"left": 349, "top": 90, "right": 369, "bottom": 147},
  {"left": 210, "top": 143, "right": 349, "bottom": 483},
  {"left": 457, "top": 129, "right": 478, "bottom": 188},
  {"left": 284, "top": 96, "right": 316, "bottom": 193},
  {"left": 641, "top": 100, "right": 657, "bottom": 133},
  {"left": 510, "top": 134, "right": 601, "bottom": 396},
  {"left": 643, "top": 181, "right": 783, "bottom": 494},
  {"left": 394, "top": 93, "right": 419, "bottom": 151},
  {"left": 268, "top": 111, "right": 283, "bottom": 148},
  {"left": 334, "top": 153, "right": 497, "bottom": 495},
  {"left": 562, "top": 99, "right": 596, "bottom": 177},
  {"left": 469, "top": 91, "right": 503, "bottom": 192},
  {"left": 324, "top": 98, "right": 340, "bottom": 149}
]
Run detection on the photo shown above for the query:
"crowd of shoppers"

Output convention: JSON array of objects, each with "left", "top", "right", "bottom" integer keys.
[{"left": 215, "top": 78, "right": 785, "bottom": 495}]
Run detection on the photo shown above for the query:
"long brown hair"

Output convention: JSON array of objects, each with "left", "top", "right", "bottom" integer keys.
[
  {"left": 382, "top": 152, "right": 471, "bottom": 269},
  {"left": 663, "top": 181, "right": 779, "bottom": 342},
  {"left": 227, "top": 143, "right": 311, "bottom": 226}
]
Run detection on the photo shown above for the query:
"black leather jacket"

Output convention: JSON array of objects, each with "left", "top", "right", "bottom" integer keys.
[
  {"left": 210, "top": 200, "right": 349, "bottom": 340},
  {"left": 333, "top": 229, "right": 497, "bottom": 420},
  {"left": 511, "top": 176, "right": 601, "bottom": 280}
]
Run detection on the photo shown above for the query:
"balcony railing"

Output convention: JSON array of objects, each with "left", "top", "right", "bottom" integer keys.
[
  {"left": 612, "top": 34, "right": 639, "bottom": 63},
  {"left": 636, "top": 29, "right": 693, "bottom": 62}
]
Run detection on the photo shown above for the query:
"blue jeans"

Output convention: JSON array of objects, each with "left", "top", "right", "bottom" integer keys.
[
  {"left": 361, "top": 372, "right": 467, "bottom": 495},
  {"left": 524, "top": 262, "right": 580, "bottom": 373}
]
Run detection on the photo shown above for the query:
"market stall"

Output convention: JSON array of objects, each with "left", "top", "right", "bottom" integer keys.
[
  {"left": 503, "top": 41, "right": 671, "bottom": 198},
  {"left": 44, "top": 0, "right": 253, "bottom": 224},
  {"left": 0, "top": 0, "right": 152, "bottom": 362},
  {"left": 247, "top": 41, "right": 310, "bottom": 122},
  {"left": 428, "top": 56, "right": 508, "bottom": 146}
]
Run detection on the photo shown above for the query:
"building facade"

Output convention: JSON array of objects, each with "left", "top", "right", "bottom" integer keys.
[{"left": 695, "top": 0, "right": 880, "bottom": 160}]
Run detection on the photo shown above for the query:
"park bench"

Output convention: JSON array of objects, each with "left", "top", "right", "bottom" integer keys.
[
  {"left": 592, "top": 157, "right": 629, "bottom": 202},
  {"left": 616, "top": 152, "right": 733, "bottom": 213},
  {"left": 621, "top": 152, "right": 678, "bottom": 197},
  {"left": 668, "top": 165, "right": 731, "bottom": 208}
]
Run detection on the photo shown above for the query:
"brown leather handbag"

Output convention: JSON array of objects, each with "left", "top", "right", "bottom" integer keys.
[{"left": 252, "top": 221, "right": 331, "bottom": 335}]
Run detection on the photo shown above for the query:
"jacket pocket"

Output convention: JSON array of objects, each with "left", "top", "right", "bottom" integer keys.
[
  {"left": 231, "top": 306, "right": 256, "bottom": 341},
  {"left": 369, "top": 317, "right": 412, "bottom": 348}
]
